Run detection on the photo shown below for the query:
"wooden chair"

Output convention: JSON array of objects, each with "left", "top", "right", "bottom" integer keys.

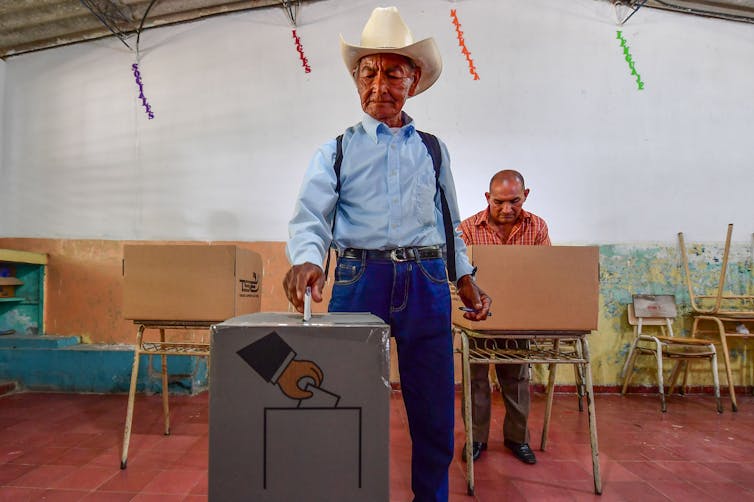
[
  {"left": 679, "top": 224, "right": 754, "bottom": 411},
  {"left": 621, "top": 294, "right": 722, "bottom": 413}
]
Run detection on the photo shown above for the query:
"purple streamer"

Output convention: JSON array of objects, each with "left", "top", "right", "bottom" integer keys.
[{"left": 132, "top": 63, "right": 155, "bottom": 119}]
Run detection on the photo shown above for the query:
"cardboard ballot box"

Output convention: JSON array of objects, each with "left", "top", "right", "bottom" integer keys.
[
  {"left": 122, "top": 244, "right": 262, "bottom": 321},
  {"left": 453, "top": 245, "right": 600, "bottom": 331},
  {"left": 209, "top": 312, "right": 390, "bottom": 502}
]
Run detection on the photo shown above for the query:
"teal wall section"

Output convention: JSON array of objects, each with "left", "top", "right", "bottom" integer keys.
[
  {"left": 0, "top": 262, "right": 44, "bottom": 336},
  {"left": 0, "top": 335, "right": 208, "bottom": 394}
]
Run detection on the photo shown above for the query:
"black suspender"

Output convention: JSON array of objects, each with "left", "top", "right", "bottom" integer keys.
[
  {"left": 324, "top": 130, "right": 458, "bottom": 282},
  {"left": 416, "top": 131, "right": 457, "bottom": 283},
  {"left": 322, "top": 134, "right": 344, "bottom": 281}
]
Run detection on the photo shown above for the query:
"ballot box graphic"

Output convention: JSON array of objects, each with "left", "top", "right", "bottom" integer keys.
[{"left": 209, "top": 312, "right": 390, "bottom": 502}]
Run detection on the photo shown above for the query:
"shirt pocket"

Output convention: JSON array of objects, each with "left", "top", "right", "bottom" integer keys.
[{"left": 414, "top": 171, "right": 437, "bottom": 226}]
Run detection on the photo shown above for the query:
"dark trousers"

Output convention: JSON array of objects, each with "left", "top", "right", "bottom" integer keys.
[
  {"left": 469, "top": 339, "right": 531, "bottom": 444},
  {"left": 329, "top": 255, "right": 453, "bottom": 502}
]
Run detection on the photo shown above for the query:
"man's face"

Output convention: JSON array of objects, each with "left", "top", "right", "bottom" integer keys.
[
  {"left": 355, "top": 53, "right": 420, "bottom": 126},
  {"left": 486, "top": 179, "right": 529, "bottom": 226}
]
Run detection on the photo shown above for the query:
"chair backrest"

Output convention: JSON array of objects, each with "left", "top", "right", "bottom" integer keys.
[
  {"left": 632, "top": 294, "right": 677, "bottom": 318},
  {"left": 628, "top": 295, "right": 676, "bottom": 325},
  {"left": 628, "top": 295, "right": 676, "bottom": 336},
  {"left": 678, "top": 224, "right": 754, "bottom": 315}
]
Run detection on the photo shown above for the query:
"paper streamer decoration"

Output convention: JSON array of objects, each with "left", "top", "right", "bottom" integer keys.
[
  {"left": 292, "top": 29, "right": 312, "bottom": 73},
  {"left": 131, "top": 63, "right": 155, "bottom": 119},
  {"left": 450, "top": 9, "right": 479, "bottom": 80},
  {"left": 616, "top": 31, "right": 644, "bottom": 90}
]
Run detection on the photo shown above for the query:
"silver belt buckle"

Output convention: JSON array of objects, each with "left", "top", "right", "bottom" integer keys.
[{"left": 390, "top": 248, "right": 411, "bottom": 262}]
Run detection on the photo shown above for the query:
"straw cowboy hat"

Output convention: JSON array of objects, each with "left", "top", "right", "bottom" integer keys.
[{"left": 340, "top": 6, "right": 442, "bottom": 96}]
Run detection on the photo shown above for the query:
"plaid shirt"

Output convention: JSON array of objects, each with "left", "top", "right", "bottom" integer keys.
[{"left": 459, "top": 208, "right": 551, "bottom": 246}]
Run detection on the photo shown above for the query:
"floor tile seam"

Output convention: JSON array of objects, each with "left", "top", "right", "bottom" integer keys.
[
  {"left": 52, "top": 466, "right": 123, "bottom": 492},
  {"left": 685, "top": 477, "right": 754, "bottom": 494}
]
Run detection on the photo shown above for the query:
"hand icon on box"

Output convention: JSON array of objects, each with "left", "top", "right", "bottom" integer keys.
[{"left": 237, "top": 331, "right": 336, "bottom": 403}]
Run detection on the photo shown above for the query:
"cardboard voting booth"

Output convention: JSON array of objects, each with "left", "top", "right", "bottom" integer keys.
[
  {"left": 122, "top": 244, "right": 262, "bottom": 321},
  {"left": 209, "top": 312, "right": 390, "bottom": 502},
  {"left": 452, "top": 245, "right": 600, "bottom": 331}
]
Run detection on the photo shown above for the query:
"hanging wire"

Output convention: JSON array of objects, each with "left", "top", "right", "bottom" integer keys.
[
  {"left": 281, "top": 0, "right": 300, "bottom": 27},
  {"left": 136, "top": 0, "right": 160, "bottom": 57},
  {"left": 79, "top": 0, "right": 135, "bottom": 50},
  {"left": 614, "top": 0, "right": 648, "bottom": 25}
]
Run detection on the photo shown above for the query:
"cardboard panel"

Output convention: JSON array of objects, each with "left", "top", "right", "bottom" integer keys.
[
  {"left": 453, "top": 245, "right": 599, "bottom": 331},
  {"left": 122, "top": 245, "right": 262, "bottom": 321}
]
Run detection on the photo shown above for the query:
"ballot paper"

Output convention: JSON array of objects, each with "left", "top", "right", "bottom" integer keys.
[{"left": 298, "top": 382, "right": 341, "bottom": 408}]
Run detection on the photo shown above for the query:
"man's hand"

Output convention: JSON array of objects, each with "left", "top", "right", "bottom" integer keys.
[
  {"left": 456, "top": 274, "right": 492, "bottom": 321},
  {"left": 283, "top": 262, "right": 325, "bottom": 312},
  {"left": 277, "top": 359, "right": 324, "bottom": 400}
]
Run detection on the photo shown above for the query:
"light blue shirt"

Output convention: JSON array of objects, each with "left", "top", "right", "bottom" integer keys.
[{"left": 286, "top": 113, "right": 474, "bottom": 281}]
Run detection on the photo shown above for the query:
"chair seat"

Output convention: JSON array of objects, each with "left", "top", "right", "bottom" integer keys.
[
  {"left": 663, "top": 348, "right": 716, "bottom": 357},
  {"left": 693, "top": 312, "right": 754, "bottom": 320},
  {"left": 642, "top": 335, "right": 714, "bottom": 346},
  {"left": 623, "top": 300, "right": 722, "bottom": 413},
  {"left": 635, "top": 344, "right": 715, "bottom": 357}
]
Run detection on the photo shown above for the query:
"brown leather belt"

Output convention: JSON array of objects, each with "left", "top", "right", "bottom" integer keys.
[{"left": 340, "top": 245, "right": 442, "bottom": 262}]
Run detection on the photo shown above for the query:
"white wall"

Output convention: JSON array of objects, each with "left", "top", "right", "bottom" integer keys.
[{"left": 2, "top": 0, "right": 753, "bottom": 243}]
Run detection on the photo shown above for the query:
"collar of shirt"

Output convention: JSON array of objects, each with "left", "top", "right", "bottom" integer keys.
[
  {"left": 474, "top": 208, "right": 532, "bottom": 241},
  {"left": 361, "top": 112, "right": 416, "bottom": 143},
  {"left": 475, "top": 208, "right": 532, "bottom": 228}
]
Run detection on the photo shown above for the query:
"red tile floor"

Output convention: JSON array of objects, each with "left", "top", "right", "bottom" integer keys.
[{"left": 1, "top": 390, "right": 754, "bottom": 501}]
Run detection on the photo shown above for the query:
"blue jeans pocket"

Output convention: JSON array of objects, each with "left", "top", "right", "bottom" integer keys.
[
  {"left": 416, "top": 258, "right": 448, "bottom": 284},
  {"left": 334, "top": 257, "right": 365, "bottom": 285}
]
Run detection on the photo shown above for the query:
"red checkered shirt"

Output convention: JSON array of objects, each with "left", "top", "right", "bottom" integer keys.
[{"left": 459, "top": 208, "right": 551, "bottom": 246}]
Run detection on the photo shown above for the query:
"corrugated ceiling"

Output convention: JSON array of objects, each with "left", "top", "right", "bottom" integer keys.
[
  {"left": 0, "top": 0, "right": 316, "bottom": 58},
  {"left": 0, "top": 0, "right": 752, "bottom": 59}
]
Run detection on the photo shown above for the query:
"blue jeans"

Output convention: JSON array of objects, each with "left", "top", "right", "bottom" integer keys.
[{"left": 329, "top": 254, "right": 454, "bottom": 502}]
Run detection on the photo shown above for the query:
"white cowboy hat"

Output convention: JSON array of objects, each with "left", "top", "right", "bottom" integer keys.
[{"left": 340, "top": 6, "right": 442, "bottom": 96}]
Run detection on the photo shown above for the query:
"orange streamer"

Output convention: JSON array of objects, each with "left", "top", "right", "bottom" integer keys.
[{"left": 450, "top": 9, "right": 479, "bottom": 80}]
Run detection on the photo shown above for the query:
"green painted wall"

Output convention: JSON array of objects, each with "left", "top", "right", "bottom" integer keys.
[{"left": 531, "top": 241, "right": 753, "bottom": 389}]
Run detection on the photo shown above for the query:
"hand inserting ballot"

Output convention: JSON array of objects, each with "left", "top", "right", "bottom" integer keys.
[{"left": 277, "top": 359, "right": 324, "bottom": 400}]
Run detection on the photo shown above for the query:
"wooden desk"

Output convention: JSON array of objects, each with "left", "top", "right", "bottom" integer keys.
[
  {"left": 121, "top": 320, "right": 212, "bottom": 469},
  {"left": 455, "top": 327, "right": 602, "bottom": 495}
]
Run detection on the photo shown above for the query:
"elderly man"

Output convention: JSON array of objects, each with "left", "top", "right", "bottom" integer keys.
[
  {"left": 459, "top": 170, "right": 550, "bottom": 465},
  {"left": 283, "top": 6, "right": 490, "bottom": 501}
]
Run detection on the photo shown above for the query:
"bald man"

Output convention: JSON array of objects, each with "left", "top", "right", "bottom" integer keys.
[{"left": 458, "top": 170, "right": 550, "bottom": 464}]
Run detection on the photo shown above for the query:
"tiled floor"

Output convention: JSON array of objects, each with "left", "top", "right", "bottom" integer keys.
[{"left": 1, "top": 389, "right": 753, "bottom": 501}]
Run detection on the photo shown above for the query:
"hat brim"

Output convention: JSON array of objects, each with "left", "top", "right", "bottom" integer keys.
[{"left": 340, "top": 35, "right": 442, "bottom": 96}]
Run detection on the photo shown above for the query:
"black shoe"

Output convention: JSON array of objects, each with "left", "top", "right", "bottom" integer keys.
[
  {"left": 461, "top": 441, "right": 487, "bottom": 462},
  {"left": 504, "top": 439, "right": 537, "bottom": 464}
]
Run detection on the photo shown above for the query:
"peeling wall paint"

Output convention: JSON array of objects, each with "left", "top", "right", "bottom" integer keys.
[{"left": 0, "top": 237, "right": 751, "bottom": 388}]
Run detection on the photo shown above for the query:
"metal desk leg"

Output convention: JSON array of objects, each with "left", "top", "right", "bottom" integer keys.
[
  {"left": 541, "top": 340, "right": 559, "bottom": 451},
  {"left": 710, "top": 345, "right": 723, "bottom": 413},
  {"left": 656, "top": 341, "right": 667, "bottom": 412},
  {"left": 581, "top": 337, "right": 602, "bottom": 495},
  {"left": 121, "top": 324, "right": 145, "bottom": 469},
  {"left": 573, "top": 353, "right": 585, "bottom": 412},
  {"left": 160, "top": 328, "right": 170, "bottom": 436},
  {"left": 460, "top": 331, "right": 474, "bottom": 496}
]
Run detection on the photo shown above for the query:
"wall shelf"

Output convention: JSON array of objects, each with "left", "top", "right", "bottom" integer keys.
[
  {"left": 0, "top": 298, "right": 24, "bottom": 303},
  {"left": 0, "top": 249, "right": 47, "bottom": 335}
]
